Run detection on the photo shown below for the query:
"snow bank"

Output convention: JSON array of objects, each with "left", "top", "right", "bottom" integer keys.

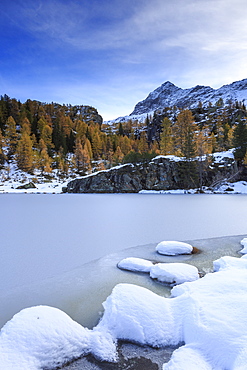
[
  {"left": 213, "top": 255, "right": 247, "bottom": 271},
  {"left": 98, "top": 255, "right": 247, "bottom": 369},
  {"left": 3, "top": 253, "right": 247, "bottom": 369},
  {"left": 156, "top": 241, "right": 193, "bottom": 255},
  {"left": 117, "top": 257, "right": 153, "bottom": 272},
  {"left": 163, "top": 344, "right": 212, "bottom": 370},
  {"left": 150, "top": 263, "right": 199, "bottom": 284},
  {"left": 0, "top": 306, "right": 91, "bottom": 369},
  {"left": 96, "top": 283, "right": 181, "bottom": 347},
  {"left": 0, "top": 306, "right": 117, "bottom": 369}
]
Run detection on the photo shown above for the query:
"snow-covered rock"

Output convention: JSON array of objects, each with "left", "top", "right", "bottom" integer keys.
[
  {"left": 156, "top": 241, "right": 193, "bottom": 255},
  {"left": 0, "top": 306, "right": 91, "bottom": 370},
  {"left": 117, "top": 257, "right": 153, "bottom": 272},
  {"left": 150, "top": 263, "right": 199, "bottom": 285}
]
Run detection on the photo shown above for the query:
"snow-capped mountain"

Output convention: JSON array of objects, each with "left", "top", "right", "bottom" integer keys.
[
  {"left": 104, "top": 79, "right": 247, "bottom": 124},
  {"left": 131, "top": 79, "right": 247, "bottom": 116}
]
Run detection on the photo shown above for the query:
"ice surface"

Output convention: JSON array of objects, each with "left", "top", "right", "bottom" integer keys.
[
  {"left": 156, "top": 241, "right": 193, "bottom": 255},
  {"left": 150, "top": 263, "right": 199, "bottom": 284}
]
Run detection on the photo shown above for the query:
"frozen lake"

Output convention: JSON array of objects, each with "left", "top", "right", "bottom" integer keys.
[{"left": 1, "top": 193, "right": 247, "bottom": 328}]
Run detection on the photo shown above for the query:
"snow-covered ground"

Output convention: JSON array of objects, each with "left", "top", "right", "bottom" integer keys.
[
  {"left": 0, "top": 163, "right": 69, "bottom": 193},
  {"left": 1, "top": 237, "right": 247, "bottom": 369},
  {"left": 140, "top": 181, "right": 247, "bottom": 194}
]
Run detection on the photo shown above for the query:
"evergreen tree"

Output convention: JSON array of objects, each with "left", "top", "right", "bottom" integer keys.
[
  {"left": 215, "top": 117, "right": 225, "bottom": 151},
  {"left": 233, "top": 119, "right": 247, "bottom": 162},
  {"left": 118, "top": 122, "right": 124, "bottom": 136},
  {"left": 0, "top": 129, "right": 6, "bottom": 167},
  {"left": 173, "top": 110, "right": 198, "bottom": 189}
]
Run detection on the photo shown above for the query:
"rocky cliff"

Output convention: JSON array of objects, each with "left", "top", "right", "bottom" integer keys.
[{"left": 64, "top": 155, "right": 238, "bottom": 193}]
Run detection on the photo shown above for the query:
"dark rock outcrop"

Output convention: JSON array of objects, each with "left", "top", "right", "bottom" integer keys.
[
  {"left": 16, "top": 182, "right": 36, "bottom": 190},
  {"left": 64, "top": 156, "right": 238, "bottom": 193}
]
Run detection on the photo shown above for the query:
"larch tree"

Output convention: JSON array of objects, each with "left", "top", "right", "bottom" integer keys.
[
  {"left": 74, "top": 139, "right": 91, "bottom": 175},
  {"left": 91, "top": 131, "right": 102, "bottom": 160},
  {"left": 113, "top": 145, "right": 124, "bottom": 165},
  {"left": 173, "top": 109, "right": 198, "bottom": 159},
  {"left": 160, "top": 117, "right": 173, "bottom": 155},
  {"left": 15, "top": 123, "right": 34, "bottom": 173},
  {"left": 120, "top": 135, "right": 132, "bottom": 156},
  {"left": 137, "top": 131, "right": 149, "bottom": 154},
  {"left": 5, "top": 116, "right": 18, "bottom": 158},
  {"left": 84, "top": 138, "right": 93, "bottom": 159}
]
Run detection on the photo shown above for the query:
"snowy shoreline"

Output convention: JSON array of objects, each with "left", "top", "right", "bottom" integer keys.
[
  {"left": 1, "top": 149, "right": 247, "bottom": 194},
  {"left": 1, "top": 179, "right": 247, "bottom": 194},
  {"left": 1, "top": 235, "right": 247, "bottom": 369}
]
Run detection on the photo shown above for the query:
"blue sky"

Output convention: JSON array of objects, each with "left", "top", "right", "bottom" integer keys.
[{"left": 1, "top": 0, "right": 247, "bottom": 120}]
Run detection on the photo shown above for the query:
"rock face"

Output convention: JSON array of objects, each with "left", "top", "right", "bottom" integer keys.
[
  {"left": 65, "top": 156, "right": 238, "bottom": 193},
  {"left": 130, "top": 79, "right": 247, "bottom": 116}
]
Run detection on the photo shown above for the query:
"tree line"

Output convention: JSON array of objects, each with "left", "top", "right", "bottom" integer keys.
[{"left": 0, "top": 94, "right": 247, "bottom": 178}]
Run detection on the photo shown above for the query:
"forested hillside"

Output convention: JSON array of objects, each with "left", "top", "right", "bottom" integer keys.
[{"left": 0, "top": 95, "right": 247, "bottom": 181}]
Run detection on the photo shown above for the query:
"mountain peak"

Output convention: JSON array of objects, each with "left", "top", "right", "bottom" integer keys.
[{"left": 161, "top": 81, "right": 177, "bottom": 87}]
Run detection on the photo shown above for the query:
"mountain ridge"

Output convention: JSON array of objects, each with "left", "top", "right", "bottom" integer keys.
[{"left": 130, "top": 78, "right": 247, "bottom": 116}]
